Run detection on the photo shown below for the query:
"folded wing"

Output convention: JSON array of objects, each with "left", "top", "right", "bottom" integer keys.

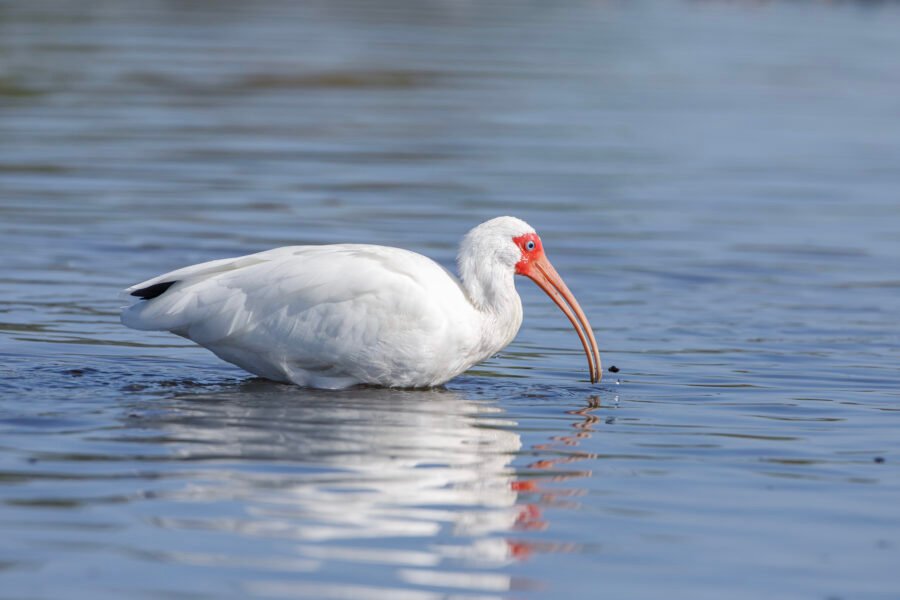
[{"left": 121, "top": 245, "right": 477, "bottom": 387}]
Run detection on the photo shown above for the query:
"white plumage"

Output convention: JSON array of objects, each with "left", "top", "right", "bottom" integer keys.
[{"left": 122, "top": 216, "right": 600, "bottom": 389}]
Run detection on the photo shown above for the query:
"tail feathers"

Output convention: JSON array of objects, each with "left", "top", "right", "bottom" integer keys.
[
  {"left": 120, "top": 256, "right": 252, "bottom": 332},
  {"left": 122, "top": 255, "right": 248, "bottom": 298},
  {"left": 121, "top": 284, "right": 194, "bottom": 332},
  {"left": 120, "top": 247, "right": 288, "bottom": 333}
]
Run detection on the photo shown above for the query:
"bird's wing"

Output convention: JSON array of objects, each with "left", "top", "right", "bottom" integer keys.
[
  {"left": 121, "top": 248, "right": 289, "bottom": 299},
  {"left": 121, "top": 245, "right": 477, "bottom": 384}
]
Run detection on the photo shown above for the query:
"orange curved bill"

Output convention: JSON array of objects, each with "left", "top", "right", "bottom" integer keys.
[{"left": 526, "top": 254, "right": 601, "bottom": 383}]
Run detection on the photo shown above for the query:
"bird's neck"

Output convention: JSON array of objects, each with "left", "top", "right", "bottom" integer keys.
[{"left": 458, "top": 259, "right": 523, "bottom": 349}]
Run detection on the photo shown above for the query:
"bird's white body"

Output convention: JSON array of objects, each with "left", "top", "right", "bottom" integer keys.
[
  {"left": 122, "top": 217, "right": 600, "bottom": 389},
  {"left": 124, "top": 234, "right": 523, "bottom": 389}
]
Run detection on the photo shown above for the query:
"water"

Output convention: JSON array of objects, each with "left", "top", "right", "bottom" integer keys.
[{"left": 2, "top": 1, "right": 899, "bottom": 598}]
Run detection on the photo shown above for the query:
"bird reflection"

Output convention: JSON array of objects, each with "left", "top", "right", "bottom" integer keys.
[
  {"left": 505, "top": 396, "right": 606, "bottom": 559},
  {"left": 131, "top": 382, "right": 607, "bottom": 592}
]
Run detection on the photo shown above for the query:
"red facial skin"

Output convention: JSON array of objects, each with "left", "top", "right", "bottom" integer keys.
[{"left": 513, "top": 233, "right": 543, "bottom": 276}]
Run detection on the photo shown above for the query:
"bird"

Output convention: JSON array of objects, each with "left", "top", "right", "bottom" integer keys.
[{"left": 121, "top": 216, "right": 601, "bottom": 389}]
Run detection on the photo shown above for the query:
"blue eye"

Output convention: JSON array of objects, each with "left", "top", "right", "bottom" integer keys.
[{"left": 525, "top": 240, "right": 535, "bottom": 251}]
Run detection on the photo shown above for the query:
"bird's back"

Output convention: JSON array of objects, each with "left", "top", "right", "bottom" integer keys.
[{"left": 121, "top": 244, "right": 485, "bottom": 388}]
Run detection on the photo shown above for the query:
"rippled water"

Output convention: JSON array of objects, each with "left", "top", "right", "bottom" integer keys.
[{"left": 2, "top": 1, "right": 900, "bottom": 598}]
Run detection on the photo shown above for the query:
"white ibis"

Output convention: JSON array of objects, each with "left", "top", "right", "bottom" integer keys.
[{"left": 121, "top": 216, "right": 601, "bottom": 389}]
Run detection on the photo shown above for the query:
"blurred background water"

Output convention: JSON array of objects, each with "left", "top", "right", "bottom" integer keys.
[{"left": 1, "top": 1, "right": 899, "bottom": 598}]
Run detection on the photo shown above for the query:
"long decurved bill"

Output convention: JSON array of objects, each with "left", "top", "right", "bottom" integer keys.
[{"left": 525, "top": 254, "right": 602, "bottom": 383}]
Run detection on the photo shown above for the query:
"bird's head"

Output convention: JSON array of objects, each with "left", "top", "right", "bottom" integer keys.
[{"left": 459, "top": 216, "right": 601, "bottom": 384}]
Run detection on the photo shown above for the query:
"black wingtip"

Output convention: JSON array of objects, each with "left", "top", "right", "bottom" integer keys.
[{"left": 131, "top": 280, "right": 177, "bottom": 300}]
